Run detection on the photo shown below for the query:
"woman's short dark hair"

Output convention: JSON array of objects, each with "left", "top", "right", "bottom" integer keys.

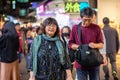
[
  {"left": 42, "top": 17, "right": 59, "bottom": 37},
  {"left": 103, "top": 17, "right": 110, "bottom": 24},
  {"left": 80, "top": 7, "right": 93, "bottom": 18}
]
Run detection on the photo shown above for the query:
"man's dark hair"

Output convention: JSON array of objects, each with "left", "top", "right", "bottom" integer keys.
[
  {"left": 80, "top": 7, "right": 93, "bottom": 18},
  {"left": 103, "top": 17, "right": 110, "bottom": 24},
  {"left": 92, "top": 10, "right": 97, "bottom": 16}
]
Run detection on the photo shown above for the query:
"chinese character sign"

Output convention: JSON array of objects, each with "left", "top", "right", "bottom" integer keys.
[
  {"left": 65, "top": 2, "right": 90, "bottom": 13},
  {"left": 65, "top": 2, "right": 80, "bottom": 13}
]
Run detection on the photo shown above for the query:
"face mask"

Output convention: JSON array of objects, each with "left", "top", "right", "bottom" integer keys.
[{"left": 62, "top": 33, "right": 70, "bottom": 37}]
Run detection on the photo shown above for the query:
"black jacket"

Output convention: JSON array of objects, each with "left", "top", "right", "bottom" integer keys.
[
  {"left": 0, "top": 22, "right": 19, "bottom": 63},
  {"left": 103, "top": 25, "right": 119, "bottom": 53}
]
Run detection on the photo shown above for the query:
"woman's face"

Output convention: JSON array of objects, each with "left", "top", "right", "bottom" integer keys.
[
  {"left": 62, "top": 28, "right": 69, "bottom": 33},
  {"left": 62, "top": 27, "right": 70, "bottom": 39},
  {"left": 26, "top": 30, "right": 31, "bottom": 37},
  {"left": 45, "top": 24, "right": 57, "bottom": 37}
]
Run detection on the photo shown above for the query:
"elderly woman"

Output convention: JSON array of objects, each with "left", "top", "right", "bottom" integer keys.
[{"left": 27, "top": 17, "right": 73, "bottom": 80}]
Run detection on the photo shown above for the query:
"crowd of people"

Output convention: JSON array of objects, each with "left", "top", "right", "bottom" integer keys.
[{"left": 0, "top": 7, "right": 119, "bottom": 80}]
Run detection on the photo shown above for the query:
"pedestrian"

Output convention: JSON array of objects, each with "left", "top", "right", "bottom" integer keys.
[
  {"left": 102, "top": 17, "right": 119, "bottom": 80},
  {"left": 20, "top": 27, "right": 28, "bottom": 55},
  {"left": 61, "top": 26, "right": 76, "bottom": 79},
  {"left": 61, "top": 26, "right": 71, "bottom": 51},
  {"left": 36, "top": 25, "right": 43, "bottom": 35},
  {"left": 68, "top": 7, "right": 106, "bottom": 80},
  {"left": 61, "top": 26, "right": 71, "bottom": 56},
  {"left": 15, "top": 23, "right": 23, "bottom": 63},
  {"left": 27, "top": 17, "right": 73, "bottom": 80},
  {"left": 0, "top": 22, "right": 20, "bottom": 80},
  {"left": 25, "top": 28, "right": 34, "bottom": 54},
  {"left": 92, "top": 9, "right": 107, "bottom": 65}
]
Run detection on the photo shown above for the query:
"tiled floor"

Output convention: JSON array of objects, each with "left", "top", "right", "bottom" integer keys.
[{"left": 19, "top": 58, "right": 29, "bottom": 80}]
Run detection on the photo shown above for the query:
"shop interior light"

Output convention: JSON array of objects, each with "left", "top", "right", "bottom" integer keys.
[
  {"left": 31, "top": 2, "right": 38, "bottom": 8},
  {"left": 17, "top": 0, "right": 29, "bottom": 3},
  {"left": 36, "top": 4, "right": 44, "bottom": 14}
]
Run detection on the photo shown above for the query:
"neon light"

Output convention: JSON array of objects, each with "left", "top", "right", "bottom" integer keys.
[
  {"left": 65, "top": 2, "right": 90, "bottom": 13},
  {"left": 80, "top": 2, "right": 90, "bottom": 10},
  {"left": 36, "top": 5, "right": 44, "bottom": 14}
]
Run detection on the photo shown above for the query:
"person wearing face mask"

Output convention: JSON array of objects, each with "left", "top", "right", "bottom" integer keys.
[
  {"left": 61, "top": 26, "right": 71, "bottom": 47},
  {"left": 61, "top": 26, "right": 76, "bottom": 79},
  {"left": 61, "top": 26, "right": 71, "bottom": 62}
]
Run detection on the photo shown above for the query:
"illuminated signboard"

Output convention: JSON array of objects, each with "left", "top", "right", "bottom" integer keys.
[
  {"left": 80, "top": 2, "right": 90, "bottom": 10},
  {"left": 36, "top": 5, "right": 44, "bottom": 14},
  {"left": 65, "top": 2, "right": 90, "bottom": 13}
]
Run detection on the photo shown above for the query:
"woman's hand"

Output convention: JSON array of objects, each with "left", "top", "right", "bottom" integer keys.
[
  {"left": 66, "top": 69, "right": 73, "bottom": 80},
  {"left": 66, "top": 75, "right": 73, "bottom": 80},
  {"left": 0, "top": 31, "right": 2, "bottom": 37},
  {"left": 29, "top": 71, "right": 35, "bottom": 80}
]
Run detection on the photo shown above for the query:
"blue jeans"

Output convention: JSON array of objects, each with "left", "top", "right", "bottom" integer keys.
[
  {"left": 18, "top": 52, "right": 23, "bottom": 63},
  {"left": 76, "top": 66, "right": 100, "bottom": 80}
]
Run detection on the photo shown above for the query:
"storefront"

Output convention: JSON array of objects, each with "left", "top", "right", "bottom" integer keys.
[
  {"left": 98, "top": 0, "right": 120, "bottom": 34},
  {"left": 36, "top": 0, "right": 90, "bottom": 28}
]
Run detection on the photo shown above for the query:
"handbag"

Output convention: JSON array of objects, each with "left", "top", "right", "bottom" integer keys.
[{"left": 75, "top": 44, "right": 103, "bottom": 67}]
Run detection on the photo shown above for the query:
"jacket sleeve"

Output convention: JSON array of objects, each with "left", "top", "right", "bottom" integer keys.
[
  {"left": 100, "top": 30, "right": 106, "bottom": 54},
  {"left": 26, "top": 42, "right": 33, "bottom": 72},
  {"left": 62, "top": 41, "right": 72, "bottom": 70},
  {"left": 15, "top": 36, "right": 20, "bottom": 51},
  {"left": 0, "top": 35, "right": 6, "bottom": 49},
  {"left": 115, "top": 30, "right": 119, "bottom": 53},
  {"left": 64, "top": 52, "right": 71, "bottom": 70}
]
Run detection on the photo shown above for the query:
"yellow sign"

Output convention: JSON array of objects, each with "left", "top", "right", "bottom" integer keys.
[
  {"left": 65, "top": 2, "right": 80, "bottom": 13},
  {"left": 65, "top": 2, "right": 90, "bottom": 13}
]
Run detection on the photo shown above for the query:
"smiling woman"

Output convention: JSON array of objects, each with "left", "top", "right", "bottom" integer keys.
[
  {"left": 42, "top": 17, "right": 59, "bottom": 37},
  {"left": 26, "top": 17, "right": 73, "bottom": 80},
  {"left": 45, "top": 24, "right": 57, "bottom": 37}
]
